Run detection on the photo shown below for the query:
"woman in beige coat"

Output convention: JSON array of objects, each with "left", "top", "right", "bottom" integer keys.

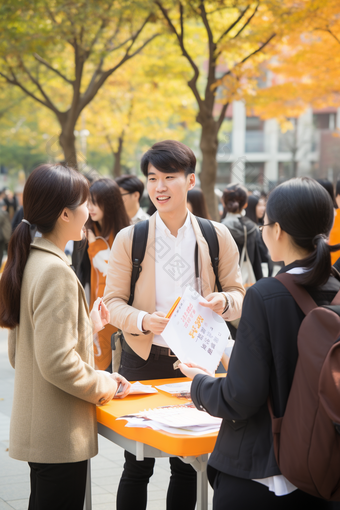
[{"left": 0, "top": 164, "right": 130, "bottom": 510}]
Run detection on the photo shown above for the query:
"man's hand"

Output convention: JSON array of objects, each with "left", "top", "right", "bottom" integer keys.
[
  {"left": 199, "top": 292, "right": 227, "bottom": 315},
  {"left": 142, "top": 311, "right": 169, "bottom": 335}
]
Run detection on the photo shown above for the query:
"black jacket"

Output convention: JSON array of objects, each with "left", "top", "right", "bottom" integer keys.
[
  {"left": 222, "top": 214, "right": 263, "bottom": 281},
  {"left": 191, "top": 262, "right": 340, "bottom": 479}
]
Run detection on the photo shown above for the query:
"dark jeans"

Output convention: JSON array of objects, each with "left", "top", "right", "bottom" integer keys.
[
  {"left": 117, "top": 348, "right": 197, "bottom": 510},
  {"left": 210, "top": 469, "right": 340, "bottom": 510},
  {"left": 28, "top": 460, "right": 87, "bottom": 510}
]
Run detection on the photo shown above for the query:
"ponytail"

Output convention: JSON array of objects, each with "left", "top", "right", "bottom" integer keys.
[
  {"left": 0, "top": 164, "right": 89, "bottom": 329},
  {"left": 299, "top": 235, "right": 340, "bottom": 288},
  {"left": 0, "top": 222, "right": 32, "bottom": 328},
  {"left": 266, "top": 177, "right": 340, "bottom": 289}
]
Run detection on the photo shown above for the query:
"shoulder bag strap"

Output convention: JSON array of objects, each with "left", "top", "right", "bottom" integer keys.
[
  {"left": 128, "top": 220, "right": 149, "bottom": 306},
  {"left": 196, "top": 217, "right": 222, "bottom": 292},
  {"left": 275, "top": 273, "right": 317, "bottom": 316}
]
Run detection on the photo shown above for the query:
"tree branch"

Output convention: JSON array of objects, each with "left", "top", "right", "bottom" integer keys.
[
  {"left": 231, "top": 2, "right": 259, "bottom": 40},
  {"left": 220, "top": 33, "right": 276, "bottom": 81},
  {"left": 79, "top": 29, "right": 160, "bottom": 115},
  {"left": 33, "top": 53, "right": 74, "bottom": 85},
  {"left": 217, "top": 101, "right": 230, "bottom": 130},
  {"left": 156, "top": 1, "right": 203, "bottom": 108},
  {"left": 216, "top": 5, "right": 250, "bottom": 46},
  {"left": 0, "top": 68, "right": 51, "bottom": 111},
  {"left": 18, "top": 57, "right": 59, "bottom": 113}
]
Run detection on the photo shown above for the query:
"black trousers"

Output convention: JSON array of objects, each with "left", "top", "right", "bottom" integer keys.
[
  {"left": 117, "top": 347, "right": 197, "bottom": 510},
  {"left": 210, "top": 469, "right": 340, "bottom": 510},
  {"left": 28, "top": 460, "right": 88, "bottom": 510}
]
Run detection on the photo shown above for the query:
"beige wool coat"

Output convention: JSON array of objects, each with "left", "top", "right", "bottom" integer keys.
[
  {"left": 8, "top": 238, "right": 117, "bottom": 464},
  {"left": 104, "top": 212, "right": 245, "bottom": 360}
]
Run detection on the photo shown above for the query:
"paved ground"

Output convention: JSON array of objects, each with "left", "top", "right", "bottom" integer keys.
[{"left": 0, "top": 328, "right": 213, "bottom": 510}]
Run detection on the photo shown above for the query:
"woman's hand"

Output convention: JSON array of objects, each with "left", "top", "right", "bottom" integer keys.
[
  {"left": 199, "top": 293, "right": 226, "bottom": 315},
  {"left": 178, "top": 362, "right": 214, "bottom": 380},
  {"left": 91, "top": 298, "right": 110, "bottom": 334},
  {"left": 111, "top": 373, "right": 131, "bottom": 398}
]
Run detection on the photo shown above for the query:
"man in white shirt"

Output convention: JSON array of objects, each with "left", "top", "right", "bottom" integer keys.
[
  {"left": 104, "top": 140, "right": 245, "bottom": 510},
  {"left": 115, "top": 174, "right": 150, "bottom": 224}
]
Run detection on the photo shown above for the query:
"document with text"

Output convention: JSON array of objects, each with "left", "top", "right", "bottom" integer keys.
[{"left": 161, "top": 286, "right": 230, "bottom": 373}]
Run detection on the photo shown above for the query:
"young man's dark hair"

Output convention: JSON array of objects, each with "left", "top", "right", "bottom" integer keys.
[
  {"left": 140, "top": 140, "right": 196, "bottom": 177},
  {"left": 115, "top": 175, "right": 144, "bottom": 203}
]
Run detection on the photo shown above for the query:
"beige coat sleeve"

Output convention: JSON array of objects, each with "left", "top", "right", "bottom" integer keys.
[
  {"left": 214, "top": 222, "right": 246, "bottom": 321},
  {"left": 32, "top": 263, "right": 117, "bottom": 405},
  {"left": 103, "top": 228, "right": 143, "bottom": 334},
  {"left": 8, "top": 327, "right": 16, "bottom": 369}
]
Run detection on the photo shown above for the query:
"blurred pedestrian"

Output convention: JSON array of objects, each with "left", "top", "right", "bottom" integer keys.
[
  {"left": 86, "top": 178, "right": 130, "bottom": 371},
  {"left": 317, "top": 179, "right": 340, "bottom": 265},
  {"left": 222, "top": 184, "right": 263, "bottom": 281},
  {"left": 116, "top": 174, "right": 149, "bottom": 224},
  {"left": 187, "top": 187, "right": 210, "bottom": 219},
  {"left": 0, "top": 200, "right": 11, "bottom": 266},
  {"left": 246, "top": 194, "right": 273, "bottom": 276},
  {"left": 3, "top": 189, "right": 18, "bottom": 221}
]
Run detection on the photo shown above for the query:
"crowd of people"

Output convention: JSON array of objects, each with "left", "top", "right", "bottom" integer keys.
[{"left": 1, "top": 139, "right": 340, "bottom": 510}]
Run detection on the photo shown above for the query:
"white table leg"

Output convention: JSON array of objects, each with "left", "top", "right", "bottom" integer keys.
[{"left": 83, "top": 459, "right": 92, "bottom": 510}]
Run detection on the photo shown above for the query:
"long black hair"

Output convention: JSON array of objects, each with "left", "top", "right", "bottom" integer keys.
[
  {"left": 266, "top": 177, "right": 340, "bottom": 287},
  {"left": 0, "top": 164, "right": 89, "bottom": 328}
]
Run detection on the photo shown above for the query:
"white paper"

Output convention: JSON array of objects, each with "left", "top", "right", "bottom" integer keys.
[
  {"left": 117, "top": 403, "right": 222, "bottom": 436},
  {"left": 161, "top": 286, "right": 230, "bottom": 373},
  {"left": 155, "top": 381, "right": 191, "bottom": 395},
  {"left": 129, "top": 382, "right": 158, "bottom": 395}
]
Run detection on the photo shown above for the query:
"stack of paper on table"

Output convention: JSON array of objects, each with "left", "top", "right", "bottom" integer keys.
[
  {"left": 117, "top": 403, "right": 222, "bottom": 436},
  {"left": 161, "top": 286, "right": 230, "bottom": 373}
]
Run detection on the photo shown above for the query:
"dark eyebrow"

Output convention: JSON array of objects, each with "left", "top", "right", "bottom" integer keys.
[{"left": 147, "top": 171, "right": 156, "bottom": 176}]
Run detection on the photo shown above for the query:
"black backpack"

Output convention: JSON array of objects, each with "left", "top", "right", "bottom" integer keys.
[
  {"left": 128, "top": 217, "right": 222, "bottom": 307},
  {"left": 111, "top": 217, "right": 226, "bottom": 364}
]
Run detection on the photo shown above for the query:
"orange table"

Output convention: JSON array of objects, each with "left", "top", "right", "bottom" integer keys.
[{"left": 85, "top": 377, "right": 219, "bottom": 510}]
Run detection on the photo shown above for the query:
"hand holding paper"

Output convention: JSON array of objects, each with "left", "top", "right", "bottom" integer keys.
[
  {"left": 161, "top": 286, "right": 230, "bottom": 373},
  {"left": 199, "top": 292, "right": 226, "bottom": 315}
]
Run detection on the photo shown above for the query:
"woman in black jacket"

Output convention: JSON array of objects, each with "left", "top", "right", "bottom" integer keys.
[
  {"left": 221, "top": 184, "right": 263, "bottom": 281},
  {"left": 180, "top": 177, "right": 340, "bottom": 509}
]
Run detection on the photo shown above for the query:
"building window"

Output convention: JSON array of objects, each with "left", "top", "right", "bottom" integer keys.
[
  {"left": 245, "top": 162, "right": 264, "bottom": 187},
  {"left": 216, "top": 162, "right": 231, "bottom": 185},
  {"left": 245, "top": 117, "right": 264, "bottom": 152},
  {"left": 313, "top": 113, "right": 336, "bottom": 130}
]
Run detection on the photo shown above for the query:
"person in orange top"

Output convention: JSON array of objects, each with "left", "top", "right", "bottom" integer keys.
[
  {"left": 86, "top": 178, "right": 130, "bottom": 371},
  {"left": 316, "top": 179, "right": 340, "bottom": 265}
]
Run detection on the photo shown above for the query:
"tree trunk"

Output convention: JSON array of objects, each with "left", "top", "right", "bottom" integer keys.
[
  {"left": 199, "top": 120, "right": 220, "bottom": 221},
  {"left": 59, "top": 129, "right": 77, "bottom": 168},
  {"left": 113, "top": 135, "right": 124, "bottom": 178}
]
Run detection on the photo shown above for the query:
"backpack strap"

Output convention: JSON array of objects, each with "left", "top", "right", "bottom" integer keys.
[
  {"left": 128, "top": 220, "right": 149, "bottom": 306},
  {"left": 330, "top": 289, "right": 340, "bottom": 306},
  {"left": 275, "top": 273, "right": 317, "bottom": 316},
  {"left": 196, "top": 217, "right": 222, "bottom": 292}
]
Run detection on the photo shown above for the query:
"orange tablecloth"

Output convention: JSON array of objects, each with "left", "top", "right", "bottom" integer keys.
[{"left": 96, "top": 377, "right": 219, "bottom": 458}]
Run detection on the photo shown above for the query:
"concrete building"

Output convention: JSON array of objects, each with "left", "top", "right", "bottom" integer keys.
[{"left": 215, "top": 101, "right": 340, "bottom": 192}]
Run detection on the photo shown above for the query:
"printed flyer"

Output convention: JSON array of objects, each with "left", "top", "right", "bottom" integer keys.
[{"left": 161, "top": 286, "right": 230, "bottom": 373}]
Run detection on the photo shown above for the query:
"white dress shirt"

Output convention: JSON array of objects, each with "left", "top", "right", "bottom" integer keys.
[
  {"left": 137, "top": 212, "right": 233, "bottom": 347},
  {"left": 137, "top": 211, "right": 197, "bottom": 347},
  {"left": 131, "top": 207, "right": 150, "bottom": 225}
]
